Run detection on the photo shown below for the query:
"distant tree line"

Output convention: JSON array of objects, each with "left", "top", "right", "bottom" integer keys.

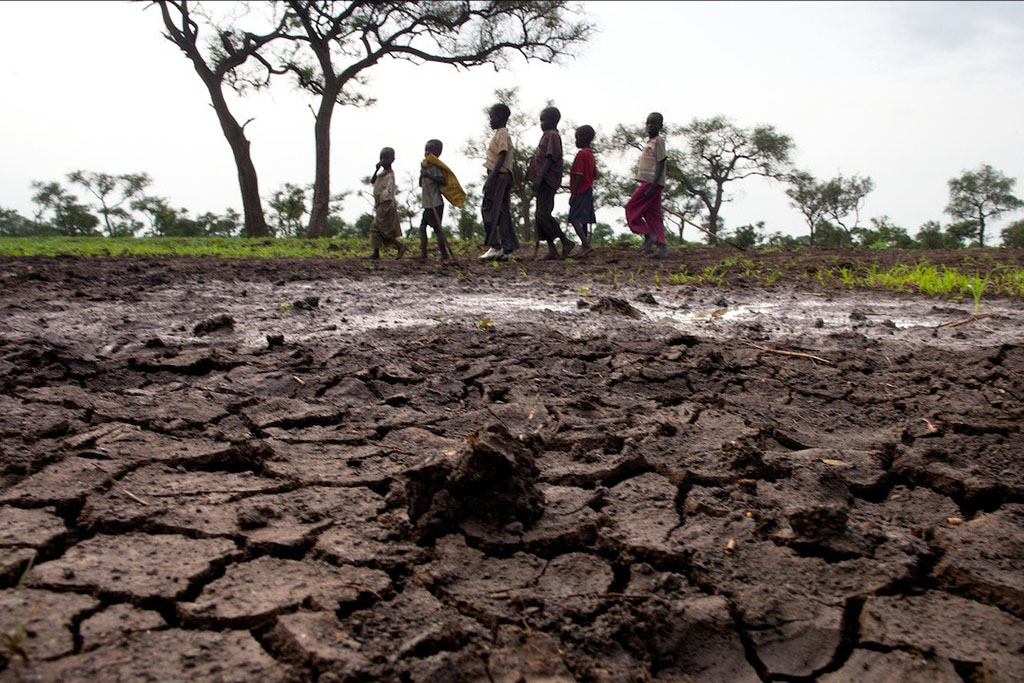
[
  {"left": 4, "top": 0, "right": 1021, "bottom": 251},
  {"left": 5, "top": 156, "right": 1023, "bottom": 248}
]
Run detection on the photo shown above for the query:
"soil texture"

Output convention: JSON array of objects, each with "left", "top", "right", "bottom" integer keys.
[{"left": 1, "top": 247, "right": 1022, "bottom": 682}]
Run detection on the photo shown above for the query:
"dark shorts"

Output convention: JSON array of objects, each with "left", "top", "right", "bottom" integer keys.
[
  {"left": 568, "top": 188, "right": 596, "bottom": 226},
  {"left": 421, "top": 204, "right": 444, "bottom": 229}
]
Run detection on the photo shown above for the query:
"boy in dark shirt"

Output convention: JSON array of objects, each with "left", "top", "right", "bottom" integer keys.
[
  {"left": 568, "top": 124, "right": 598, "bottom": 257},
  {"left": 527, "top": 106, "right": 573, "bottom": 260}
]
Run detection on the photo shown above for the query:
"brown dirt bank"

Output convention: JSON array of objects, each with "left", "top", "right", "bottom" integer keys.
[{"left": 1, "top": 248, "right": 1022, "bottom": 681}]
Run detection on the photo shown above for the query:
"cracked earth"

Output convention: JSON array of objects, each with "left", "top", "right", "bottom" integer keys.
[{"left": 1, "top": 248, "right": 1021, "bottom": 681}]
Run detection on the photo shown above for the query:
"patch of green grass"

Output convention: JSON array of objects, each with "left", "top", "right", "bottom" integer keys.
[
  {"left": 814, "top": 261, "right": 1023, "bottom": 302},
  {"left": 0, "top": 236, "right": 493, "bottom": 260}
]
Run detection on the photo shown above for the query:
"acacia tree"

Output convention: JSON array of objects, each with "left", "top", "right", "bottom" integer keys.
[
  {"left": 246, "top": 1, "right": 594, "bottom": 238},
  {"left": 29, "top": 181, "right": 101, "bottom": 236},
  {"left": 267, "top": 182, "right": 308, "bottom": 237},
  {"left": 154, "top": 1, "right": 291, "bottom": 237},
  {"left": 673, "top": 116, "right": 792, "bottom": 243},
  {"left": 67, "top": 171, "right": 151, "bottom": 237},
  {"left": 785, "top": 171, "right": 827, "bottom": 246},
  {"left": 945, "top": 164, "right": 1023, "bottom": 247},
  {"left": 818, "top": 173, "right": 874, "bottom": 246}
]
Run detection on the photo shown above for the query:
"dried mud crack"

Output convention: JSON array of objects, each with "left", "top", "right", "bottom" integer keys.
[{"left": 1, "top": 249, "right": 1022, "bottom": 681}]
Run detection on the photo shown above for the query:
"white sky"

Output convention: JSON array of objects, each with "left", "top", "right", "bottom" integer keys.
[{"left": 2, "top": 0, "right": 1023, "bottom": 239}]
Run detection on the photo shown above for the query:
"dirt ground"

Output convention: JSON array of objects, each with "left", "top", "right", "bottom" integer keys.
[{"left": 1, "top": 247, "right": 1021, "bottom": 682}]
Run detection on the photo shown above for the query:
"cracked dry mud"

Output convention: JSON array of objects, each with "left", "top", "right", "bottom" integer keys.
[{"left": 1, "top": 247, "right": 1022, "bottom": 682}]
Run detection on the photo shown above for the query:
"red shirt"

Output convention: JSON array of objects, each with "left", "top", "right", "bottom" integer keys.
[{"left": 570, "top": 147, "right": 597, "bottom": 193}]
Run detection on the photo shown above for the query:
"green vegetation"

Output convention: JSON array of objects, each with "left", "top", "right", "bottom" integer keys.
[
  {"left": 0, "top": 236, "right": 480, "bottom": 259},
  {"left": 663, "top": 254, "right": 1023, "bottom": 302}
]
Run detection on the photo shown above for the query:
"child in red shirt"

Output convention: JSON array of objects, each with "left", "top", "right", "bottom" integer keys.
[{"left": 568, "top": 125, "right": 598, "bottom": 257}]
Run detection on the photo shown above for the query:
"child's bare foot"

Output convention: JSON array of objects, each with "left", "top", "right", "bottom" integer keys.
[{"left": 396, "top": 243, "right": 408, "bottom": 259}]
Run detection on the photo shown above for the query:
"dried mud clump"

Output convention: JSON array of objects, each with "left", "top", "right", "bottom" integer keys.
[{"left": 404, "top": 423, "right": 543, "bottom": 542}]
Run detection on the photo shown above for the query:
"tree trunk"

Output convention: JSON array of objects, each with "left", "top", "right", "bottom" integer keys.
[
  {"left": 204, "top": 78, "right": 269, "bottom": 238},
  {"left": 710, "top": 184, "right": 724, "bottom": 245},
  {"left": 977, "top": 208, "right": 986, "bottom": 247},
  {"left": 306, "top": 92, "right": 336, "bottom": 239}
]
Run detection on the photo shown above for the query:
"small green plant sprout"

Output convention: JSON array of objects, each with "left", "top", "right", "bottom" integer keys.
[
  {"left": 519, "top": 267, "right": 529, "bottom": 280},
  {"left": 478, "top": 318, "right": 493, "bottom": 330},
  {"left": 654, "top": 271, "right": 661, "bottom": 287},
  {"left": 491, "top": 260, "right": 500, "bottom": 269},
  {"left": 966, "top": 273, "right": 990, "bottom": 315},
  {"left": 839, "top": 266, "right": 856, "bottom": 288},
  {"left": 279, "top": 301, "right": 294, "bottom": 311},
  {"left": 577, "top": 284, "right": 591, "bottom": 299}
]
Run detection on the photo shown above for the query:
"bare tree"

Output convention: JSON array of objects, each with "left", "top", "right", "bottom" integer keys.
[
  {"left": 153, "top": 1, "right": 291, "bottom": 237},
  {"left": 253, "top": 1, "right": 593, "bottom": 238},
  {"left": 945, "top": 164, "right": 1023, "bottom": 247}
]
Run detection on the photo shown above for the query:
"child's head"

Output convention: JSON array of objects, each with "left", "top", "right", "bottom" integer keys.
[
  {"left": 575, "top": 125, "right": 596, "bottom": 149},
  {"left": 425, "top": 139, "right": 443, "bottom": 157},
  {"left": 489, "top": 103, "right": 511, "bottom": 129},
  {"left": 540, "top": 106, "right": 561, "bottom": 131},
  {"left": 379, "top": 147, "right": 395, "bottom": 167},
  {"left": 646, "top": 112, "right": 664, "bottom": 137}
]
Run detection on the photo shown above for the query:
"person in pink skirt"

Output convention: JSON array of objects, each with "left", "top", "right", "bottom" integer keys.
[{"left": 624, "top": 112, "right": 668, "bottom": 259}]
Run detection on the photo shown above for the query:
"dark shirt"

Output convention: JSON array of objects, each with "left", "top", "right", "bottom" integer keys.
[{"left": 527, "top": 129, "right": 563, "bottom": 189}]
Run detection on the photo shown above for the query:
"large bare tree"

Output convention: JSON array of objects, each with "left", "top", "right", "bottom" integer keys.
[
  {"left": 154, "top": 1, "right": 290, "bottom": 237},
  {"left": 250, "top": 1, "right": 593, "bottom": 237}
]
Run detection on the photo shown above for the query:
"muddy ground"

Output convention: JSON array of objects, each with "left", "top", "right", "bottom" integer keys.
[{"left": 0, "top": 247, "right": 1021, "bottom": 682}]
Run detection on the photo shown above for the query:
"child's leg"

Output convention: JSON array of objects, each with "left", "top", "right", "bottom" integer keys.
[
  {"left": 430, "top": 205, "right": 449, "bottom": 259},
  {"left": 418, "top": 212, "right": 430, "bottom": 259},
  {"left": 571, "top": 221, "right": 592, "bottom": 253},
  {"left": 646, "top": 188, "right": 666, "bottom": 245},
  {"left": 625, "top": 184, "right": 655, "bottom": 251}
]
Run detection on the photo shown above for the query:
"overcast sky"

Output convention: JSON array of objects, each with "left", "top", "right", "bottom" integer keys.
[{"left": 2, "top": 1, "right": 1023, "bottom": 240}]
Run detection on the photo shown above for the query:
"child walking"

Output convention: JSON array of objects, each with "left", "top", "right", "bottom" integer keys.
[
  {"left": 368, "top": 147, "right": 407, "bottom": 260},
  {"left": 624, "top": 112, "right": 668, "bottom": 259},
  {"left": 418, "top": 138, "right": 462, "bottom": 261},
  {"left": 479, "top": 103, "right": 519, "bottom": 260},
  {"left": 568, "top": 124, "right": 598, "bottom": 257},
  {"left": 527, "top": 106, "right": 572, "bottom": 260}
]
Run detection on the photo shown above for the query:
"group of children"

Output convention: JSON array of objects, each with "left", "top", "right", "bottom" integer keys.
[{"left": 367, "top": 104, "right": 669, "bottom": 261}]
